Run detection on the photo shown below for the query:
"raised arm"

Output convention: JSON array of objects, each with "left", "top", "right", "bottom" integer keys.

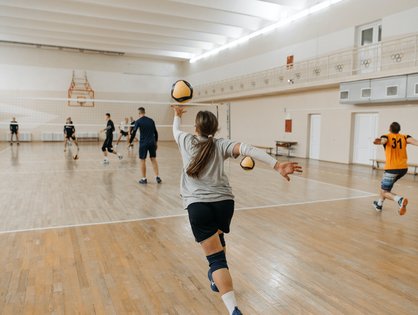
[
  {"left": 172, "top": 106, "right": 187, "bottom": 142},
  {"left": 407, "top": 136, "right": 418, "bottom": 146},
  {"left": 373, "top": 136, "right": 388, "bottom": 145},
  {"left": 232, "top": 143, "right": 302, "bottom": 181}
]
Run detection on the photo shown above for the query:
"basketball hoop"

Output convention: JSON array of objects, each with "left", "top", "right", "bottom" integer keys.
[{"left": 68, "top": 70, "right": 95, "bottom": 107}]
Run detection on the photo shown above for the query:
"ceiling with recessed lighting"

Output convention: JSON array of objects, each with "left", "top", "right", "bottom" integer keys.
[{"left": 0, "top": 0, "right": 336, "bottom": 61}]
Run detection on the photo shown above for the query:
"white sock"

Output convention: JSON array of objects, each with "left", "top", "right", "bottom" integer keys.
[
  {"left": 394, "top": 196, "right": 402, "bottom": 203},
  {"left": 221, "top": 291, "right": 237, "bottom": 315},
  {"left": 377, "top": 199, "right": 384, "bottom": 206}
]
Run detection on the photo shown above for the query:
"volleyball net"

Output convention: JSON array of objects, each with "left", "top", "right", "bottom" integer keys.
[{"left": 0, "top": 96, "right": 230, "bottom": 142}]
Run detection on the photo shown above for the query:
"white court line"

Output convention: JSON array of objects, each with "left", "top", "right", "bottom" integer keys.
[
  {"left": 0, "top": 194, "right": 376, "bottom": 235},
  {"left": 250, "top": 164, "right": 375, "bottom": 195}
]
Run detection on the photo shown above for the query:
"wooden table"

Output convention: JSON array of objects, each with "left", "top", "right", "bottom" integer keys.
[{"left": 275, "top": 141, "right": 298, "bottom": 157}]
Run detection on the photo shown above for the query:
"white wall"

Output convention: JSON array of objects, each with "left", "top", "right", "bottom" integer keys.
[
  {"left": 0, "top": 44, "right": 182, "bottom": 140},
  {"left": 229, "top": 88, "right": 418, "bottom": 165},
  {"left": 184, "top": 1, "right": 418, "bottom": 85}
]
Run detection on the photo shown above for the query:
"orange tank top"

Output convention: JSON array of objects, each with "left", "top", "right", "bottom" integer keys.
[{"left": 382, "top": 133, "right": 409, "bottom": 170}]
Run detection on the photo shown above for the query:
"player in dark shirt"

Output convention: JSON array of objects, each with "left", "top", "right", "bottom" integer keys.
[
  {"left": 9, "top": 117, "right": 19, "bottom": 145},
  {"left": 101, "top": 113, "right": 123, "bottom": 164},
  {"left": 128, "top": 116, "right": 137, "bottom": 150},
  {"left": 63, "top": 117, "right": 79, "bottom": 159},
  {"left": 131, "top": 107, "right": 161, "bottom": 184}
]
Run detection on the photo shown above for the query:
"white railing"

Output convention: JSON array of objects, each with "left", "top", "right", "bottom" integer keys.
[{"left": 194, "top": 33, "right": 418, "bottom": 99}]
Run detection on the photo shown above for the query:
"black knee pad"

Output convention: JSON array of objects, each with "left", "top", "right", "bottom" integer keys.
[
  {"left": 206, "top": 250, "right": 228, "bottom": 273},
  {"left": 219, "top": 233, "right": 226, "bottom": 247}
]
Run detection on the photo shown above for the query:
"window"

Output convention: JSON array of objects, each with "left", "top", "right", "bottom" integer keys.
[
  {"left": 361, "top": 88, "right": 371, "bottom": 98},
  {"left": 340, "top": 91, "right": 349, "bottom": 99},
  {"left": 386, "top": 86, "right": 398, "bottom": 96},
  {"left": 361, "top": 28, "right": 374, "bottom": 46}
]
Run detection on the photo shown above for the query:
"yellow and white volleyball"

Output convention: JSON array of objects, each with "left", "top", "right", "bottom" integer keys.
[
  {"left": 171, "top": 80, "right": 193, "bottom": 103},
  {"left": 240, "top": 156, "right": 255, "bottom": 171}
]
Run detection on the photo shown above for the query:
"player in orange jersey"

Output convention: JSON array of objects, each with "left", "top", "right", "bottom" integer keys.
[{"left": 373, "top": 122, "right": 418, "bottom": 215}]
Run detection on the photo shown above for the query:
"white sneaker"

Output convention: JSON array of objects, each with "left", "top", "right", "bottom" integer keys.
[
  {"left": 118, "top": 154, "right": 123, "bottom": 160},
  {"left": 103, "top": 159, "right": 109, "bottom": 164}
]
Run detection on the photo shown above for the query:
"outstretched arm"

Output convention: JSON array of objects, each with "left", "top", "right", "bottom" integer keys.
[
  {"left": 232, "top": 143, "right": 302, "bottom": 181},
  {"left": 407, "top": 137, "right": 418, "bottom": 146},
  {"left": 373, "top": 137, "right": 388, "bottom": 145}
]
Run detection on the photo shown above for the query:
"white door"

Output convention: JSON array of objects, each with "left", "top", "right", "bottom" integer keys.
[
  {"left": 352, "top": 113, "right": 378, "bottom": 165},
  {"left": 309, "top": 114, "right": 321, "bottom": 160},
  {"left": 356, "top": 21, "right": 382, "bottom": 73}
]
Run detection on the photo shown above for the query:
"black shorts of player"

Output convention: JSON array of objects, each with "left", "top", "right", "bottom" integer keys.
[
  {"left": 11, "top": 130, "right": 18, "bottom": 134},
  {"left": 120, "top": 130, "right": 128, "bottom": 137},
  {"left": 65, "top": 134, "right": 76, "bottom": 140},
  {"left": 139, "top": 142, "right": 156, "bottom": 159},
  {"left": 102, "top": 135, "right": 114, "bottom": 152},
  {"left": 187, "top": 199, "right": 234, "bottom": 243}
]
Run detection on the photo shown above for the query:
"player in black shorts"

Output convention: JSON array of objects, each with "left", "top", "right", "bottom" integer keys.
[
  {"left": 131, "top": 107, "right": 161, "bottom": 184},
  {"left": 63, "top": 117, "right": 79, "bottom": 159},
  {"left": 115, "top": 117, "right": 130, "bottom": 148},
  {"left": 101, "top": 113, "right": 123, "bottom": 164},
  {"left": 128, "top": 116, "right": 137, "bottom": 150},
  {"left": 9, "top": 117, "right": 19, "bottom": 145}
]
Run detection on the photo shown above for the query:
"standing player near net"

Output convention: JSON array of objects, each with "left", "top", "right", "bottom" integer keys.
[
  {"left": 63, "top": 117, "right": 79, "bottom": 159},
  {"left": 373, "top": 122, "right": 418, "bottom": 215},
  {"left": 115, "top": 117, "right": 129, "bottom": 148},
  {"left": 101, "top": 113, "right": 123, "bottom": 164},
  {"left": 128, "top": 116, "right": 136, "bottom": 150},
  {"left": 9, "top": 117, "right": 19, "bottom": 145},
  {"left": 131, "top": 107, "right": 161, "bottom": 184},
  {"left": 172, "top": 106, "right": 302, "bottom": 315}
]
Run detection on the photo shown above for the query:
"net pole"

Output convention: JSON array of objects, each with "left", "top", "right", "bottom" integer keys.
[{"left": 227, "top": 102, "right": 231, "bottom": 140}]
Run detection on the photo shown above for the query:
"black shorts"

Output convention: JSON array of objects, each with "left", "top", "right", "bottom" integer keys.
[
  {"left": 102, "top": 135, "right": 113, "bottom": 152},
  {"left": 139, "top": 142, "right": 156, "bottom": 159},
  {"left": 120, "top": 130, "right": 128, "bottom": 137},
  {"left": 11, "top": 130, "right": 18, "bottom": 134},
  {"left": 65, "top": 134, "right": 76, "bottom": 140},
  {"left": 187, "top": 199, "right": 234, "bottom": 243}
]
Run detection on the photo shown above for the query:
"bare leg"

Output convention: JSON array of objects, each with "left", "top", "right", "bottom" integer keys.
[
  {"left": 150, "top": 158, "right": 159, "bottom": 177},
  {"left": 200, "top": 233, "right": 234, "bottom": 295},
  {"left": 64, "top": 138, "right": 68, "bottom": 151},
  {"left": 116, "top": 134, "right": 122, "bottom": 145},
  {"left": 381, "top": 189, "right": 396, "bottom": 201},
  {"left": 140, "top": 159, "right": 146, "bottom": 178},
  {"left": 16, "top": 132, "right": 19, "bottom": 144}
]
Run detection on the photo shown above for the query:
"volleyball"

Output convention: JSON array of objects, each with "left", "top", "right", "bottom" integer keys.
[
  {"left": 171, "top": 80, "right": 193, "bottom": 103},
  {"left": 240, "top": 156, "right": 255, "bottom": 170}
]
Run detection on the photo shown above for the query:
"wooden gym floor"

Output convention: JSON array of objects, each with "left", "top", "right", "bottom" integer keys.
[{"left": 0, "top": 142, "right": 417, "bottom": 314}]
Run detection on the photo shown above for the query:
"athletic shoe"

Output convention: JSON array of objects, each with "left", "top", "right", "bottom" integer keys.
[
  {"left": 207, "top": 269, "right": 219, "bottom": 292},
  {"left": 373, "top": 201, "right": 382, "bottom": 212},
  {"left": 118, "top": 154, "right": 123, "bottom": 160},
  {"left": 232, "top": 307, "right": 243, "bottom": 315},
  {"left": 156, "top": 176, "right": 162, "bottom": 184},
  {"left": 398, "top": 197, "right": 408, "bottom": 216},
  {"left": 103, "top": 159, "right": 109, "bottom": 165},
  {"left": 139, "top": 178, "right": 147, "bottom": 185},
  {"left": 73, "top": 154, "right": 79, "bottom": 160}
]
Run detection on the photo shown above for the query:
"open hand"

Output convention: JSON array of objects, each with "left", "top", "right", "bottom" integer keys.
[
  {"left": 172, "top": 105, "right": 187, "bottom": 117},
  {"left": 275, "top": 162, "right": 303, "bottom": 181}
]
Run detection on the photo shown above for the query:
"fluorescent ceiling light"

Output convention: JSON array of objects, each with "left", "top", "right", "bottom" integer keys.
[{"left": 189, "top": 0, "right": 346, "bottom": 63}]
